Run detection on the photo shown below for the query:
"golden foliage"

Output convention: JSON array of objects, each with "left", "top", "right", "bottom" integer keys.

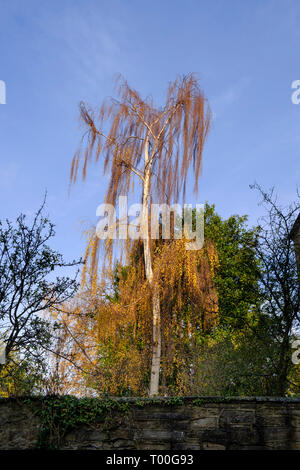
[{"left": 49, "top": 235, "right": 219, "bottom": 396}]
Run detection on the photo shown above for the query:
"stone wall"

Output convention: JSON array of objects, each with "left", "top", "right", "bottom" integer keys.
[{"left": 0, "top": 396, "right": 300, "bottom": 450}]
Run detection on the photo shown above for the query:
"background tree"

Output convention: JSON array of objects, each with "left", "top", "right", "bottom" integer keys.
[
  {"left": 0, "top": 198, "right": 80, "bottom": 389},
  {"left": 70, "top": 74, "right": 211, "bottom": 395},
  {"left": 0, "top": 353, "right": 46, "bottom": 397},
  {"left": 204, "top": 203, "right": 261, "bottom": 328},
  {"left": 251, "top": 183, "right": 300, "bottom": 395}
]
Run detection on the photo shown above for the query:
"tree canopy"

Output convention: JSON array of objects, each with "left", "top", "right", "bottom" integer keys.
[{"left": 0, "top": 199, "right": 81, "bottom": 394}]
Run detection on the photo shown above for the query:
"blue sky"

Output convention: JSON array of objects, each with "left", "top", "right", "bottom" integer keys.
[{"left": 0, "top": 0, "right": 299, "bottom": 268}]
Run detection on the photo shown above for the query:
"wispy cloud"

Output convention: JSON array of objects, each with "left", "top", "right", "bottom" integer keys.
[
  {"left": 211, "top": 77, "right": 252, "bottom": 119},
  {"left": 0, "top": 162, "right": 18, "bottom": 191},
  {"left": 30, "top": 3, "right": 126, "bottom": 90}
]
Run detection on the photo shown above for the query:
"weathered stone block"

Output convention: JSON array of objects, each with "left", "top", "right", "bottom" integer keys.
[
  {"left": 230, "top": 427, "right": 260, "bottom": 445},
  {"left": 191, "top": 417, "right": 218, "bottom": 430},
  {"left": 202, "top": 442, "right": 225, "bottom": 450},
  {"left": 219, "top": 409, "right": 255, "bottom": 427},
  {"left": 134, "top": 429, "right": 172, "bottom": 441}
]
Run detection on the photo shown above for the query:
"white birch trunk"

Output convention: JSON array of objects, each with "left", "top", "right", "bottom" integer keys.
[{"left": 142, "top": 135, "right": 161, "bottom": 396}]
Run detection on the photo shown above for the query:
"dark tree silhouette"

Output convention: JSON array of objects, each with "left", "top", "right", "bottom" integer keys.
[{"left": 0, "top": 198, "right": 80, "bottom": 375}]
